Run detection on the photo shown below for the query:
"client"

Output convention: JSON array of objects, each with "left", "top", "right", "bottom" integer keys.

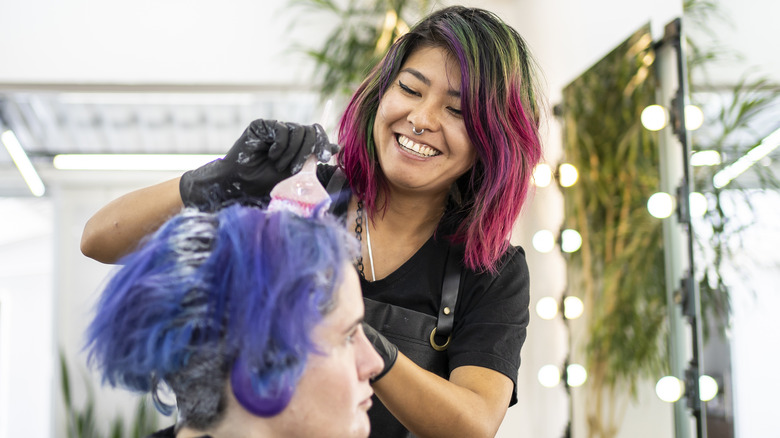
[{"left": 85, "top": 204, "right": 382, "bottom": 438}]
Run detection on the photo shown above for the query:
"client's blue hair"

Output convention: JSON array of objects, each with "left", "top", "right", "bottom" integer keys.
[{"left": 85, "top": 204, "right": 356, "bottom": 427}]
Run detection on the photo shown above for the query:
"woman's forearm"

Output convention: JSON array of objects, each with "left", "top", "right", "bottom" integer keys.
[
  {"left": 373, "top": 353, "right": 513, "bottom": 438},
  {"left": 81, "top": 177, "right": 184, "bottom": 264}
]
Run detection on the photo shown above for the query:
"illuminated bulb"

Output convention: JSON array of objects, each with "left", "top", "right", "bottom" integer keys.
[
  {"left": 699, "top": 375, "right": 719, "bottom": 401},
  {"left": 689, "top": 192, "right": 708, "bottom": 218},
  {"left": 532, "top": 230, "right": 556, "bottom": 253},
  {"left": 538, "top": 365, "right": 561, "bottom": 388},
  {"left": 566, "top": 364, "right": 587, "bottom": 387},
  {"left": 685, "top": 105, "right": 704, "bottom": 131},
  {"left": 558, "top": 163, "right": 579, "bottom": 187},
  {"left": 647, "top": 192, "right": 675, "bottom": 219},
  {"left": 560, "top": 229, "right": 582, "bottom": 253},
  {"left": 533, "top": 163, "right": 553, "bottom": 187},
  {"left": 656, "top": 376, "right": 684, "bottom": 403},
  {"left": 691, "top": 150, "right": 722, "bottom": 166},
  {"left": 641, "top": 105, "right": 668, "bottom": 131},
  {"left": 563, "top": 296, "right": 584, "bottom": 319},
  {"left": 536, "top": 297, "right": 559, "bottom": 320}
]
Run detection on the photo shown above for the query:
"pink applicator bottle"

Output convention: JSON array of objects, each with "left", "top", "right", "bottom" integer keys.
[
  {"left": 267, "top": 155, "right": 330, "bottom": 217},
  {"left": 267, "top": 101, "right": 336, "bottom": 217}
]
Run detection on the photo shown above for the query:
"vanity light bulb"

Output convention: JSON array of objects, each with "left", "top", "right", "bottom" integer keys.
[
  {"left": 538, "top": 365, "right": 561, "bottom": 388},
  {"left": 535, "top": 297, "right": 559, "bottom": 320},
  {"left": 685, "top": 105, "right": 704, "bottom": 131},
  {"left": 699, "top": 375, "right": 719, "bottom": 401},
  {"left": 641, "top": 105, "right": 668, "bottom": 131},
  {"left": 560, "top": 229, "right": 582, "bottom": 253},
  {"left": 656, "top": 376, "right": 684, "bottom": 403},
  {"left": 689, "top": 192, "right": 708, "bottom": 218},
  {"left": 533, "top": 163, "right": 553, "bottom": 188},
  {"left": 647, "top": 192, "right": 675, "bottom": 219},
  {"left": 566, "top": 364, "right": 587, "bottom": 387},
  {"left": 558, "top": 163, "right": 579, "bottom": 187},
  {"left": 563, "top": 296, "right": 584, "bottom": 320},
  {"left": 532, "top": 230, "right": 556, "bottom": 253}
]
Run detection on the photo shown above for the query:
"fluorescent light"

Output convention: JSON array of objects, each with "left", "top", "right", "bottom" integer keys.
[
  {"left": 1, "top": 130, "right": 46, "bottom": 197},
  {"left": 53, "top": 154, "right": 221, "bottom": 171},
  {"left": 713, "top": 127, "right": 780, "bottom": 188},
  {"left": 691, "top": 150, "right": 721, "bottom": 166}
]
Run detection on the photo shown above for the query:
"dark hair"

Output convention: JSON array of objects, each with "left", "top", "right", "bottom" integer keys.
[
  {"left": 338, "top": 6, "right": 543, "bottom": 272},
  {"left": 86, "top": 205, "right": 357, "bottom": 429}
]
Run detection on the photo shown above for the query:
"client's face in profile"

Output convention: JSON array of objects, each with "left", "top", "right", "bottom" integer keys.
[{"left": 273, "top": 263, "right": 383, "bottom": 438}]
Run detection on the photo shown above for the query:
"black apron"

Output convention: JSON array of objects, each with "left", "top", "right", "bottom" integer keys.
[{"left": 325, "top": 169, "right": 462, "bottom": 438}]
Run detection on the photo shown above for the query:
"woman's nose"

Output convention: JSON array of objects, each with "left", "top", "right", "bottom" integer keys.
[
  {"left": 408, "top": 100, "right": 440, "bottom": 133},
  {"left": 356, "top": 326, "right": 384, "bottom": 380}
]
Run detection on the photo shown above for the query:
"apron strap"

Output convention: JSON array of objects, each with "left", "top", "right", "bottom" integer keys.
[{"left": 431, "top": 245, "right": 461, "bottom": 351}]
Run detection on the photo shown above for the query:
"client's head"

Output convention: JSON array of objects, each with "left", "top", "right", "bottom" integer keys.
[{"left": 86, "top": 204, "right": 382, "bottom": 438}]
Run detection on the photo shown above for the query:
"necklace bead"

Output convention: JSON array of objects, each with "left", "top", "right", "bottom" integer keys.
[{"left": 355, "top": 200, "right": 365, "bottom": 278}]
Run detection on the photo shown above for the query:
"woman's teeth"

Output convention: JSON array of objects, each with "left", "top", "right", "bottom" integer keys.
[{"left": 398, "top": 135, "right": 441, "bottom": 157}]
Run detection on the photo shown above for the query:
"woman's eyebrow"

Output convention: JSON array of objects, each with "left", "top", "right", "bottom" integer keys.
[
  {"left": 400, "top": 68, "right": 461, "bottom": 98},
  {"left": 342, "top": 317, "right": 363, "bottom": 335}
]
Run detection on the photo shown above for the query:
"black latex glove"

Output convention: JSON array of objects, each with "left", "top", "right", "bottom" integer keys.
[
  {"left": 362, "top": 322, "right": 398, "bottom": 382},
  {"left": 180, "top": 119, "right": 339, "bottom": 210}
]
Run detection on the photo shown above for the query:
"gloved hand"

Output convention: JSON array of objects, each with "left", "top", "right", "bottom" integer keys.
[
  {"left": 180, "top": 119, "right": 339, "bottom": 209},
  {"left": 362, "top": 322, "right": 398, "bottom": 382}
]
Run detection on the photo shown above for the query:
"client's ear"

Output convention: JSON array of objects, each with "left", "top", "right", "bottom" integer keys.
[{"left": 230, "top": 356, "right": 295, "bottom": 417}]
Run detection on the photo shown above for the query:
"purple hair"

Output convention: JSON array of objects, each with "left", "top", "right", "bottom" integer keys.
[
  {"left": 338, "top": 6, "right": 543, "bottom": 272},
  {"left": 85, "top": 205, "right": 357, "bottom": 428}
]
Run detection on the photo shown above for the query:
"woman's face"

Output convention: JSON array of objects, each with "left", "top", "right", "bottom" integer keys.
[
  {"left": 373, "top": 45, "right": 477, "bottom": 197},
  {"left": 273, "top": 263, "right": 383, "bottom": 438}
]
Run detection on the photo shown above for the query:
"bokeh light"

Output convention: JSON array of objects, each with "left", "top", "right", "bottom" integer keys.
[
  {"left": 538, "top": 365, "right": 561, "bottom": 388},
  {"left": 532, "top": 230, "right": 556, "bottom": 253},
  {"left": 558, "top": 163, "right": 579, "bottom": 187},
  {"left": 560, "top": 229, "right": 582, "bottom": 253},
  {"left": 533, "top": 163, "right": 553, "bottom": 188},
  {"left": 656, "top": 376, "right": 684, "bottom": 403},
  {"left": 641, "top": 105, "right": 668, "bottom": 131},
  {"left": 647, "top": 192, "right": 675, "bottom": 219},
  {"left": 563, "top": 296, "right": 584, "bottom": 320},
  {"left": 566, "top": 364, "right": 588, "bottom": 387},
  {"left": 536, "top": 297, "right": 559, "bottom": 320}
]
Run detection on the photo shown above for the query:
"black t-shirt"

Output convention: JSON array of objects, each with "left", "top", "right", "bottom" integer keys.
[{"left": 318, "top": 164, "right": 530, "bottom": 404}]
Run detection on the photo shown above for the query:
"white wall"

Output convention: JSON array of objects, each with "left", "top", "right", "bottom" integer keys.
[
  {"left": 0, "top": 199, "right": 54, "bottom": 438},
  {"left": 0, "top": 0, "right": 326, "bottom": 86}
]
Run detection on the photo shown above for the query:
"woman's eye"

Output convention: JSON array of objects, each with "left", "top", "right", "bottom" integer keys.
[
  {"left": 399, "top": 81, "right": 420, "bottom": 96},
  {"left": 448, "top": 107, "right": 463, "bottom": 117},
  {"left": 345, "top": 329, "right": 357, "bottom": 345}
]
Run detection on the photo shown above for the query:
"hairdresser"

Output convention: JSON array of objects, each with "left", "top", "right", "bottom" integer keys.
[{"left": 81, "top": 6, "right": 543, "bottom": 438}]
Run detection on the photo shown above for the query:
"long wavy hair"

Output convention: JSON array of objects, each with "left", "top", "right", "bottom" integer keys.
[
  {"left": 85, "top": 205, "right": 357, "bottom": 429},
  {"left": 338, "top": 6, "right": 543, "bottom": 273}
]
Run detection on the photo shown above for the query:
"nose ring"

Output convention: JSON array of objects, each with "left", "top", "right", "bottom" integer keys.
[{"left": 412, "top": 125, "right": 425, "bottom": 135}]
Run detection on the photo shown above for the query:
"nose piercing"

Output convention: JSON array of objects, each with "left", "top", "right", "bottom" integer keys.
[{"left": 412, "top": 125, "right": 425, "bottom": 135}]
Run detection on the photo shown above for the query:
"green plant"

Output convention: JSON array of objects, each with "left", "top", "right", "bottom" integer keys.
[
  {"left": 684, "top": 0, "right": 780, "bottom": 337},
  {"left": 290, "top": 0, "right": 430, "bottom": 99},
  {"left": 561, "top": 24, "right": 668, "bottom": 438},
  {"left": 60, "top": 352, "right": 159, "bottom": 438}
]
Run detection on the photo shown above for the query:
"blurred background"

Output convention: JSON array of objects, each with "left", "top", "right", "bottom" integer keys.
[{"left": 1, "top": 0, "right": 778, "bottom": 437}]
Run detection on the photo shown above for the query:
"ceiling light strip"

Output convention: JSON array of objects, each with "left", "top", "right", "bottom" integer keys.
[
  {"left": 713, "top": 127, "right": 780, "bottom": 188},
  {"left": 1, "top": 130, "right": 46, "bottom": 197},
  {"left": 53, "top": 154, "right": 221, "bottom": 171}
]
